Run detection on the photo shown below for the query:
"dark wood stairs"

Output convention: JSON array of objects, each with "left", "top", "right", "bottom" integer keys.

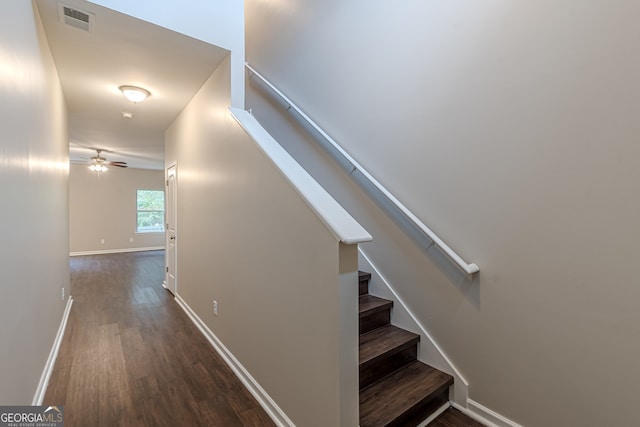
[{"left": 358, "top": 271, "right": 482, "bottom": 426}]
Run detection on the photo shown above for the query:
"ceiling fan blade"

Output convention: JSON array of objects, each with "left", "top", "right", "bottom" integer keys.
[{"left": 109, "top": 162, "right": 128, "bottom": 168}]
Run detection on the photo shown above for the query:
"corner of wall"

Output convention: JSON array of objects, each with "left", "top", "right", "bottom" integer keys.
[{"left": 338, "top": 243, "right": 360, "bottom": 427}]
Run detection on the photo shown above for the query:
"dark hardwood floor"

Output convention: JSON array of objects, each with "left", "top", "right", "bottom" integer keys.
[{"left": 44, "top": 251, "right": 275, "bottom": 427}]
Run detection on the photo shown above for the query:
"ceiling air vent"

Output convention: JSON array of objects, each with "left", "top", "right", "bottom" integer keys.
[{"left": 58, "top": 3, "right": 94, "bottom": 34}]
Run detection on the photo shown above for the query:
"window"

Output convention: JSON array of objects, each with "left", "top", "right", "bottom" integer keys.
[{"left": 136, "top": 189, "right": 165, "bottom": 233}]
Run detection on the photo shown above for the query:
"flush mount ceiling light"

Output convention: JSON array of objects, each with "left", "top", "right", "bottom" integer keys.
[{"left": 119, "top": 85, "right": 150, "bottom": 103}]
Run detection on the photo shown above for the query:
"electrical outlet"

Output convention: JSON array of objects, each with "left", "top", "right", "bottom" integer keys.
[
  {"left": 100, "top": 239, "right": 105, "bottom": 244},
  {"left": 213, "top": 300, "right": 218, "bottom": 316},
  {"left": 129, "top": 237, "right": 134, "bottom": 243},
  {"left": 61, "top": 287, "right": 65, "bottom": 301}
]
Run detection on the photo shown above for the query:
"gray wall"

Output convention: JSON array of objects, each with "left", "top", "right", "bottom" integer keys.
[
  {"left": 166, "top": 56, "right": 359, "bottom": 426},
  {"left": 0, "top": 1, "right": 70, "bottom": 404},
  {"left": 245, "top": 1, "right": 640, "bottom": 426},
  {"left": 69, "top": 164, "right": 165, "bottom": 253}
]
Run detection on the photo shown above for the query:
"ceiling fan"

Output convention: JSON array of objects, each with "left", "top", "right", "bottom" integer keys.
[{"left": 88, "top": 149, "right": 127, "bottom": 172}]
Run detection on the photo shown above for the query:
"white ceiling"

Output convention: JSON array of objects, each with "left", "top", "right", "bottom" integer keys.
[{"left": 35, "top": 0, "right": 229, "bottom": 170}]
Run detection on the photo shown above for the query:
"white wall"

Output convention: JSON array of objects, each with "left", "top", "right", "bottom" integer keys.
[
  {"left": 245, "top": 1, "right": 640, "bottom": 426},
  {"left": 88, "top": 0, "right": 244, "bottom": 108},
  {"left": 166, "top": 56, "right": 358, "bottom": 426},
  {"left": 0, "top": 1, "right": 69, "bottom": 404},
  {"left": 69, "top": 164, "right": 165, "bottom": 254}
]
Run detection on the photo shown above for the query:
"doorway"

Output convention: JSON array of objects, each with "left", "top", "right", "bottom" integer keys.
[{"left": 166, "top": 164, "right": 177, "bottom": 295}]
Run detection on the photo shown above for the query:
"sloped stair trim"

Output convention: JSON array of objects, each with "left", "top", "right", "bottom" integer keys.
[
  {"left": 230, "top": 107, "right": 372, "bottom": 245},
  {"left": 452, "top": 400, "right": 525, "bottom": 427}
]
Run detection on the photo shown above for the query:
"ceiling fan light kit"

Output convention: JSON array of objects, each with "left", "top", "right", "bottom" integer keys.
[
  {"left": 89, "top": 163, "right": 108, "bottom": 172},
  {"left": 87, "top": 149, "right": 128, "bottom": 172},
  {"left": 119, "top": 85, "right": 150, "bottom": 103}
]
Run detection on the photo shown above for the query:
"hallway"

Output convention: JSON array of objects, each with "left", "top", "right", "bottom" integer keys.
[{"left": 44, "top": 251, "right": 274, "bottom": 426}]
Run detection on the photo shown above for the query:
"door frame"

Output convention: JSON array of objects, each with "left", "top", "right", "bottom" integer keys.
[{"left": 165, "top": 162, "right": 177, "bottom": 296}]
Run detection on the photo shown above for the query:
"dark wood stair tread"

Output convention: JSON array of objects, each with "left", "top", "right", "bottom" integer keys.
[
  {"left": 359, "top": 294, "right": 393, "bottom": 317},
  {"left": 359, "top": 294, "right": 394, "bottom": 334},
  {"left": 359, "top": 325, "right": 419, "bottom": 366},
  {"left": 357, "top": 269, "right": 456, "bottom": 426},
  {"left": 359, "top": 271, "right": 372, "bottom": 296},
  {"left": 359, "top": 271, "right": 372, "bottom": 281},
  {"left": 360, "top": 361, "right": 454, "bottom": 427}
]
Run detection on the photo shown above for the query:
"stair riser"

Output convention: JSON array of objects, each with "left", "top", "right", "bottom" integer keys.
[
  {"left": 359, "top": 280, "right": 369, "bottom": 296},
  {"left": 360, "top": 346, "right": 417, "bottom": 390},
  {"left": 360, "top": 310, "right": 391, "bottom": 334}
]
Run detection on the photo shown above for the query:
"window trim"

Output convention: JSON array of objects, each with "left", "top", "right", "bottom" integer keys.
[{"left": 136, "top": 188, "right": 165, "bottom": 233}]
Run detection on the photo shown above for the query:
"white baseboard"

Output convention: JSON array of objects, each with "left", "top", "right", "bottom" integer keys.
[
  {"left": 174, "top": 295, "right": 294, "bottom": 427},
  {"left": 32, "top": 297, "right": 74, "bottom": 405},
  {"left": 450, "top": 400, "right": 523, "bottom": 427},
  {"left": 70, "top": 246, "right": 164, "bottom": 256}
]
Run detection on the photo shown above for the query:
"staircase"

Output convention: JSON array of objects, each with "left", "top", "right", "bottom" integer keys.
[{"left": 358, "top": 271, "right": 454, "bottom": 426}]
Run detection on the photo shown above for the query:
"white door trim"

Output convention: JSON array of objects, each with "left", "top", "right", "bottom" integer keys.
[{"left": 166, "top": 162, "right": 177, "bottom": 296}]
